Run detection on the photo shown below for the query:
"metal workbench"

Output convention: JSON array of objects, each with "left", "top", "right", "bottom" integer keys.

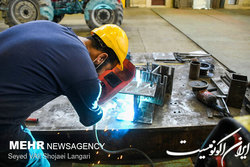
[{"left": 27, "top": 52, "right": 249, "bottom": 164}]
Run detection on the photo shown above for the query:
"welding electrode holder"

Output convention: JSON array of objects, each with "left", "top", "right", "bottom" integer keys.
[{"left": 189, "top": 61, "right": 201, "bottom": 80}]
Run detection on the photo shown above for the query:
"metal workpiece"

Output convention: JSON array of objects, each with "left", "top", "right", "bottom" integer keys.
[
  {"left": 211, "top": 77, "right": 229, "bottom": 95},
  {"left": 133, "top": 97, "right": 155, "bottom": 124},
  {"left": 189, "top": 80, "right": 209, "bottom": 92},
  {"left": 245, "top": 88, "right": 250, "bottom": 106},
  {"left": 189, "top": 61, "right": 201, "bottom": 80},
  {"left": 151, "top": 64, "right": 175, "bottom": 94},
  {"left": 152, "top": 52, "right": 176, "bottom": 61},
  {"left": 226, "top": 74, "right": 248, "bottom": 109},
  {"left": 118, "top": 63, "right": 174, "bottom": 124},
  {"left": 119, "top": 81, "right": 157, "bottom": 97}
]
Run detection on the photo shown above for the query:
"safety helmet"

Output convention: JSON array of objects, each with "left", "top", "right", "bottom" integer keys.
[{"left": 91, "top": 24, "right": 128, "bottom": 71}]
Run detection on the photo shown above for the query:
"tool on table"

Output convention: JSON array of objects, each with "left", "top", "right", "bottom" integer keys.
[
  {"left": 217, "top": 95, "right": 231, "bottom": 116},
  {"left": 189, "top": 80, "right": 216, "bottom": 118},
  {"left": 196, "top": 89, "right": 232, "bottom": 117},
  {"left": 25, "top": 118, "right": 38, "bottom": 123}
]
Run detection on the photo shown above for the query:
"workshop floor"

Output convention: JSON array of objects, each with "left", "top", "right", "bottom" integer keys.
[
  {"left": 1, "top": 8, "right": 249, "bottom": 78},
  {"left": 0, "top": 8, "right": 249, "bottom": 167}
]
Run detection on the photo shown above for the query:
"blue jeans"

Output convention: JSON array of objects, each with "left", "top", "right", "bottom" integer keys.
[{"left": 21, "top": 126, "right": 50, "bottom": 167}]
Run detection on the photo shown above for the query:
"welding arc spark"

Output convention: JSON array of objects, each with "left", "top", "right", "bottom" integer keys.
[{"left": 93, "top": 124, "right": 154, "bottom": 167}]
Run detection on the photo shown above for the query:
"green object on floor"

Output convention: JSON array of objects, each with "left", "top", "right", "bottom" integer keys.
[{"left": 73, "top": 158, "right": 194, "bottom": 167}]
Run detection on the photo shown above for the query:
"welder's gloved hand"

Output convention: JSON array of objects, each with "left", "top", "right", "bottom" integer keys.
[
  {"left": 80, "top": 106, "right": 103, "bottom": 127},
  {"left": 65, "top": 79, "right": 103, "bottom": 126}
]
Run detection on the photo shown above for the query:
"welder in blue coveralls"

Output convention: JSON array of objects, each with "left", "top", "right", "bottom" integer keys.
[{"left": 0, "top": 21, "right": 128, "bottom": 167}]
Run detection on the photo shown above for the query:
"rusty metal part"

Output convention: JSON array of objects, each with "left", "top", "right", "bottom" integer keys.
[
  {"left": 189, "top": 61, "right": 201, "bottom": 80},
  {"left": 226, "top": 74, "right": 248, "bottom": 109}
]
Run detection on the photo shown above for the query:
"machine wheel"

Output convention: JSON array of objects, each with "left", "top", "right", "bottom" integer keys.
[
  {"left": 53, "top": 14, "right": 64, "bottom": 23},
  {"left": 84, "top": 0, "right": 123, "bottom": 30},
  {"left": 1, "top": 0, "right": 53, "bottom": 27}
]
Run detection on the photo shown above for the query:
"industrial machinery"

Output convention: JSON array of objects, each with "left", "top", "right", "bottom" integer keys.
[{"left": 0, "top": 0, "right": 124, "bottom": 29}]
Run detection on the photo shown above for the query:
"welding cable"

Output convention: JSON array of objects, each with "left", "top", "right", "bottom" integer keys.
[{"left": 93, "top": 124, "right": 154, "bottom": 167}]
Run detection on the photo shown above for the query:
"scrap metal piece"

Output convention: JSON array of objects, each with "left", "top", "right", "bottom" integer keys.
[
  {"left": 153, "top": 52, "right": 176, "bottom": 61},
  {"left": 174, "top": 52, "right": 211, "bottom": 63},
  {"left": 211, "top": 78, "right": 229, "bottom": 95},
  {"left": 226, "top": 74, "right": 248, "bottom": 108},
  {"left": 246, "top": 104, "right": 250, "bottom": 113},
  {"left": 220, "top": 97, "right": 230, "bottom": 115},
  {"left": 206, "top": 108, "right": 213, "bottom": 118},
  {"left": 221, "top": 75, "right": 230, "bottom": 86},
  {"left": 175, "top": 52, "right": 212, "bottom": 57},
  {"left": 245, "top": 88, "right": 250, "bottom": 105}
]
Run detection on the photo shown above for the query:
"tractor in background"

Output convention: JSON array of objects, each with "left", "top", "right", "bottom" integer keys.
[{"left": 0, "top": 0, "right": 124, "bottom": 29}]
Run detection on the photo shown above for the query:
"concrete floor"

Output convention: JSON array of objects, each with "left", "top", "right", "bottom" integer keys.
[
  {"left": 1, "top": 8, "right": 249, "bottom": 78},
  {"left": 152, "top": 8, "right": 250, "bottom": 78}
]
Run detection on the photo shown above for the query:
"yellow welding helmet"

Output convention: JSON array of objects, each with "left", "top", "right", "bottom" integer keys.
[{"left": 91, "top": 24, "right": 128, "bottom": 71}]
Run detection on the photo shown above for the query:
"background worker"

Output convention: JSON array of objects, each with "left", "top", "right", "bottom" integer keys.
[{"left": 0, "top": 21, "right": 128, "bottom": 166}]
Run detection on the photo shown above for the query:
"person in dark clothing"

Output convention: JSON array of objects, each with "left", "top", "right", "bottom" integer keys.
[{"left": 0, "top": 21, "right": 129, "bottom": 167}]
